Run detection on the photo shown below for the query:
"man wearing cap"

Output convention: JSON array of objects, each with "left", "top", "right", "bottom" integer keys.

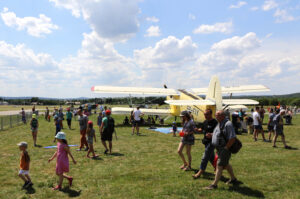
[
  {"left": 178, "top": 110, "right": 195, "bottom": 171},
  {"left": 100, "top": 109, "right": 114, "bottom": 154},
  {"left": 205, "top": 110, "right": 237, "bottom": 190},
  {"left": 77, "top": 108, "right": 89, "bottom": 151},
  {"left": 272, "top": 109, "right": 291, "bottom": 149}
]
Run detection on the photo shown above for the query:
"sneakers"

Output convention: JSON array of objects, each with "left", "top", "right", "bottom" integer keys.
[
  {"left": 226, "top": 178, "right": 238, "bottom": 185},
  {"left": 204, "top": 184, "right": 217, "bottom": 190},
  {"left": 68, "top": 177, "right": 73, "bottom": 187},
  {"left": 52, "top": 185, "right": 62, "bottom": 190}
]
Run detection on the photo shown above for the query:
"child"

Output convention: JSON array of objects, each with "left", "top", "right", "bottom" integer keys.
[
  {"left": 21, "top": 108, "right": 26, "bottom": 124},
  {"left": 97, "top": 112, "right": 102, "bottom": 128},
  {"left": 172, "top": 122, "right": 177, "bottom": 137},
  {"left": 48, "top": 132, "right": 76, "bottom": 190},
  {"left": 30, "top": 114, "right": 39, "bottom": 147},
  {"left": 53, "top": 116, "right": 61, "bottom": 142},
  {"left": 86, "top": 121, "right": 98, "bottom": 158},
  {"left": 18, "top": 142, "right": 33, "bottom": 189}
]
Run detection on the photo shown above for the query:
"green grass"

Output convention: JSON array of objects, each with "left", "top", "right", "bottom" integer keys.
[{"left": 0, "top": 114, "right": 299, "bottom": 199}]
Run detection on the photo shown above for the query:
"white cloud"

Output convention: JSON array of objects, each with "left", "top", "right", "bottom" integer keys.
[
  {"left": 262, "top": 0, "right": 278, "bottom": 11},
  {"left": 0, "top": 7, "right": 58, "bottom": 37},
  {"left": 134, "top": 36, "right": 198, "bottom": 69},
  {"left": 193, "top": 21, "right": 233, "bottom": 34},
  {"left": 273, "top": 9, "right": 295, "bottom": 23},
  {"left": 146, "top": 16, "right": 159, "bottom": 23},
  {"left": 49, "top": 0, "right": 140, "bottom": 42},
  {"left": 229, "top": 1, "right": 247, "bottom": 9},
  {"left": 145, "top": 26, "right": 161, "bottom": 37},
  {"left": 251, "top": 6, "right": 259, "bottom": 11},
  {"left": 188, "top": 13, "right": 196, "bottom": 20}
]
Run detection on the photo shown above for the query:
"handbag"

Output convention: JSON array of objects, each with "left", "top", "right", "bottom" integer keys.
[{"left": 220, "top": 121, "right": 242, "bottom": 154}]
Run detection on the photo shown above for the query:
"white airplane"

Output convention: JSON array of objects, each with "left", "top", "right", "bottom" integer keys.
[{"left": 91, "top": 76, "right": 269, "bottom": 122}]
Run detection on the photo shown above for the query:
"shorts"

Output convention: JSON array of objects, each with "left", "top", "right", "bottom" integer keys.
[
  {"left": 181, "top": 136, "right": 195, "bottom": 145},
  {"left": 101, "top": 133, "right": 113, "bottom": 141},
  {"left": 67, "top": 119, "right": 72, "bottom": 126},
  {"left": 268, "top": 125, "right": 274, "bottom": 132},
  {"left": 87, "top": 137, "right": 94, "bottom": 144},
  {"left": 31, "top": 128, "right": 38, "bottom": 133},
  {"left": 275, "top": 130, "right": 284, "bottom": 136},
  {"left": 254, "top": 125, "right": 262, "bottom": 130},
  {"left": 19, "top": 170, "right": 29, "bottom": 175},
  {"left": 133, "top": 120, "right": 141, "bottom": 126},
  {"left": 217, "top": 148, "right": 231, "bottom": 167}
]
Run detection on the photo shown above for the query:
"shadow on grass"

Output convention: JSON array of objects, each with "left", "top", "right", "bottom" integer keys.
[
  {"left": 110, "top": 152, "right": 124, "bottom": 156},
  {"left": 91, "top": 156, "right": 103, "bottom": 160},
  {"left": 61, "top": 187, "right": 81, "bottom": 197},
  {"left": 25, "top": 186, "right": 36, "bottom": 194},
  {"left": 35, "top": 144, "right": 43, "bottom": 148},
  {"left": 228, "top": 184, "right": 264, "bottom": 198}
]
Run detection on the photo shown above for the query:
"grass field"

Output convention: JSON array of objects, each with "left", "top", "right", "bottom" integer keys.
[{"left": 1, "top": 114, "right": 299, "bottom": 199}]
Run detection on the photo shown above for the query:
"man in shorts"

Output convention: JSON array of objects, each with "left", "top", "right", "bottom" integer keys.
[
  {"left": 205, "top": 110, "right": 237, "bottom": 190},
  {"left": 100, "top": 110, "right": 114, "bottom": 154},
  {"left": 132, "top": 107, "right": 144, "bottom": 135},
  {"left": 267, "top": 108, "right": 275, "bottom": 142},
  {"left": 253, "top": 107, "right": 266, "bottom": 142},
  {"left": 272, "top": 109, "right": 291, "bottom": 149}
]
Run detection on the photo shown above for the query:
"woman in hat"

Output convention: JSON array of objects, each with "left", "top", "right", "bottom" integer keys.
[{"left": 48, "top": 132, "right": 76, "bottom": 190}]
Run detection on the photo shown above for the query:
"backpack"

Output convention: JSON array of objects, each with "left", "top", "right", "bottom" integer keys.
[
  {"left": 31, "top": 119, "right": 38, "bottom": 128},
  {"left": 221, "top": 121, "right": 242, "bottom": 154},
  {"left": 105, "top": 117, "right": 115, "bottom": 134}
]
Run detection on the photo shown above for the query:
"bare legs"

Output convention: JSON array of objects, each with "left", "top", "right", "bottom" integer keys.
[
  {"left": 177, "top": 142, "right": 192, "bottom": 170},
  {"left": 32, "top": 132, "right": 37, "bottom": 146},
  {"left": 211, "top": 164, "right": 236, "bottom": 186},
  {"left": 272, "top": 134, "right": 287, "bottom": 147},
  {"left": 101, "top": 140, "right": 112, "bottom": 154},
  {"left": 18, "top": 173, "right": 32, "bottom": 183}
]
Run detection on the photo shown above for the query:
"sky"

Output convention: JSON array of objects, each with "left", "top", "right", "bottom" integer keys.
[{"left": 0, "top": 0, "right": 299, "bottom": 98}]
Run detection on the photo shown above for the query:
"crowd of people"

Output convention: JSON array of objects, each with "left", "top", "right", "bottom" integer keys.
[{"left": 16, "top": 104, "right": 296, "bottom": 191}]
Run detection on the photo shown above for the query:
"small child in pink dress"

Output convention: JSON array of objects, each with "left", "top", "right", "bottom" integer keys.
[{"left": 48, "top": 132, "right": 76, "bottom": 190}]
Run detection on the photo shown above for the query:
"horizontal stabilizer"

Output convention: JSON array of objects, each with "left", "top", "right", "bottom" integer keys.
[
  {"left": 165, "top": 100, "right": 215, "bottom": 106},
  {"left": 92, "top": 86, "right": 177, "bottom": 95},
  {"left": 112, "top": 107, "right": 171, "bottom": 116},
  {"left": 191, "top": 85, "right": 270, "bottom": 95},
  {"left": 223, "top": 99, "right": 259, "bottom": 105}
]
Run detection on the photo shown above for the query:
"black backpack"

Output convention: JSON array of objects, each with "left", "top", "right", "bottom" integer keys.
[
  {"left": 221, "top": 121, "right": 242, "bottom": 154},
  {"left": 31, "top": 119, "right": 38, "bottom": 128},
  {"left": 105, "top": 117, "right": 115, "bottom": 134}
]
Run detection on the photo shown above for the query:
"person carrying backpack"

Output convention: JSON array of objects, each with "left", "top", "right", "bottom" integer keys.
[{"left": 100, "top": 109, "right": 115, "bottom": 154}]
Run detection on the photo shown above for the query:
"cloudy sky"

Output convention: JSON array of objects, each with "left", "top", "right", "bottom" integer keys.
[{"left": 0, "top": 0, "right": 299, "bottom": 98}]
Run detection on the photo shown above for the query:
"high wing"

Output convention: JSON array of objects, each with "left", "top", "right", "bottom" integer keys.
[
  {"left": 165, "top": 100, "right": 215, "bottom": 106},
  {"left": 112, "top": 107, "right": 171, "bottom": 116},
  {"left": 222, "top": 99, "right": 259, "bottom": 105},
  {"left": 92, "top": 86, "right": 178, "bottom": 96},
  {"left": 191, "top": 85, "right": 270, "bottom": 95}
]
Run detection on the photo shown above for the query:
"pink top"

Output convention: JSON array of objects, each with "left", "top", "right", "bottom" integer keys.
[{"left": 56, "top": 142, "right": 69, "bottom": 174}]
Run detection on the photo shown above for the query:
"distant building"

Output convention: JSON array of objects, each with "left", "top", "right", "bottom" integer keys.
[{"left": 0, "top": 101, "right": 9, "bottom": 105}]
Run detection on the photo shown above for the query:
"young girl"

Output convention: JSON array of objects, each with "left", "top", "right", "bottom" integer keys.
[
  {"left": 30, "top": 114, "right": 39, "bottom": 147},
  {"left": 86, "top": 121, "right": 98, "bottom": 158},
  {"left": 18, "top": 142, "right": 33, "bottom": 188},
  {"left": 48, "top": 132, "right": 76, "bottom": 190}
]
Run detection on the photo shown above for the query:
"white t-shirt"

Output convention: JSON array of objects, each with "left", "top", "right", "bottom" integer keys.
[
  {"left": 134, "top": 110, "right": 142, "bottom": 121},
  {"left": 253, "top": 111, "right": 260, "bottom": 125}
]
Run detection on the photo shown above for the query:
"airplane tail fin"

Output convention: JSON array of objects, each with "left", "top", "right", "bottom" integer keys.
[{"left": 206, "top": 76, "right": 222, "bottom": 111}]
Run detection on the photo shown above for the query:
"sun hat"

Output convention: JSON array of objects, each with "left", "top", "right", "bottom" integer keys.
[
  {"left": 55, "top": 132, "right": 66, "bottom": 140},
  {"left": 17, "top": 141, "right": 28, "bottom": 147},
  {"left": 105, "top": 109, "right": 111, "bottom": 115},
  {"left": 180, "top": 111, "right": 189, "bottom": 117}
]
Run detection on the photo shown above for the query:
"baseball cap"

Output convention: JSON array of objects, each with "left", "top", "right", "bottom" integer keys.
[
  {"left": 55, "top": 132, "right": 66, "bottom": 140},
  {"left": 105, "top": 109, "right": 111, "bottom": 115},
  {"left": 88, "top": 120, "right": 93, "bottom": 125},
  {"left": 180, "top": 111, "right": 189, "bottom": 117},
  {"left": 17, "top": 141, "right": 28, "bottom": 147}
]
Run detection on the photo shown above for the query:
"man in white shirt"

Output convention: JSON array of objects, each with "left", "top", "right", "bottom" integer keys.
[
  {"left": 132, "top": 107, "right": 144, "bottom": 135},
  {"left": 253, "top": 107, "right": 266, "bottom": 142}
]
